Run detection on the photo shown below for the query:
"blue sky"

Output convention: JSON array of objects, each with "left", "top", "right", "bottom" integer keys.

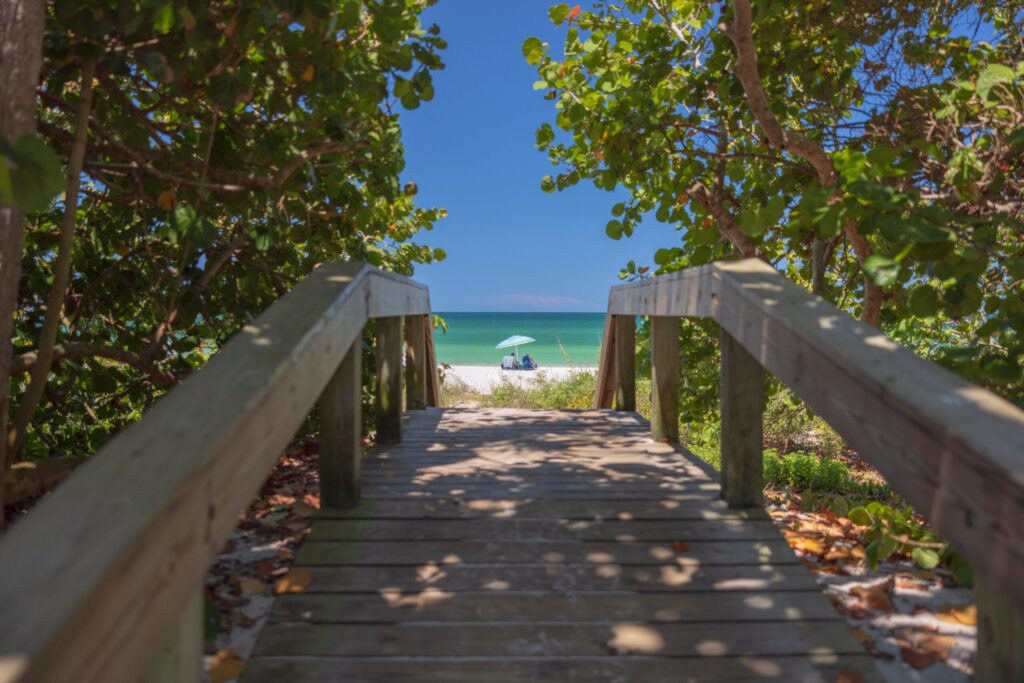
[{"left": 400, "top": 1, "right": 673, "bottom": 312}]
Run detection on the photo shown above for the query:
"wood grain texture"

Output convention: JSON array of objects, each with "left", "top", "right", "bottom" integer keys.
[
  {"left": 0, "top": 263, "right": 432, "bottom": 683},
  {"left": 606, "top": 258, "right": 1024, "bottom": 614},
  {"left": 650, "top": 316, "right": 680, "bottom": 443},
  {"left": 593, "top": 312, "right": 616, "bottom": 409},
  {"left": 244, "top": 408, "right": 878, "bottom": 682},
  {"left": 319, "top": 341, "right": 362, "bottom": 508},
  {"left": 976, "top": 575, "right": 1024, "bottom": 683},
  {"left": 423, "top": 314, "right": 442, "bottom": 407},
  {"left": 374, "top": 316, "right": 403, "bottom": 444},
  {"left": 719, "top": 326, "right": 765, "bottom": 508},
  {"left": 404, "top": 314, "right": 427, "bottom": 410},
  {"left": 613, "top": 315, "right": 636, "bottom": 412},
  {"left": 242, "top": 656, "right": 879, "bottom": 683},
  {"left": 139, "top": 591, "right": 202, "bottom": 683}
]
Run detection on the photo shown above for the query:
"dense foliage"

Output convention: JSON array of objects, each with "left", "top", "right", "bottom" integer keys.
[
  {"left": 7, "top": 0, "right": 447, "bottom": 457},
  {"left": 527, "top": 1, "right": 1024, "bottom": 411}
]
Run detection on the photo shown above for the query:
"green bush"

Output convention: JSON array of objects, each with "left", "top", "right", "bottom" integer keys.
[{"left": 485, "top": 371, "right": 597, "bottom": 410}]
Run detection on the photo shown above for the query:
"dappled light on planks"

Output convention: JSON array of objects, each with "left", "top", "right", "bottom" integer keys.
[{"left": 242, "top": 407, "right": 879, "bottom": 681}]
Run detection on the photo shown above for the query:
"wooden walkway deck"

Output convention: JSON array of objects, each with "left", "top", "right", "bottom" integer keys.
[{"left": 244, "top": 407, "right": 878, "bottom": 682}]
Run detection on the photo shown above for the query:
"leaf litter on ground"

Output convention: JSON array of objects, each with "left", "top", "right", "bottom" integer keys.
[
  {"left": 766, "top": 489, "right": 976, "bottom": 682},
  {"left": 203, "top": 440, "right": 323, "bottom": 682}
]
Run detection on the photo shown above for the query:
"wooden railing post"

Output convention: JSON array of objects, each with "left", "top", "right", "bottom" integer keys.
[
  {"left": 719, "top": 327, "right": 764, "bottom": 507},
  {"left": 650, "top": 316, "right": 680, "bottom": 442},
  {"left": 375, "top": 316, "right": 403, "bottom": 444},
  {"left": 614, "top": 315, "right": 636, "bottom": 411},
  {"left": 405, "top": 314, "right": 428, "bottom": 410},
  {"left": 140, "top": 590, "right": 202, "bottom": 683},
  {"left": 976, "top": 577, "right": 1024, "bottom": 682},
  {"left": 319, "top": 340, "right": 362, "bottom": 508}
]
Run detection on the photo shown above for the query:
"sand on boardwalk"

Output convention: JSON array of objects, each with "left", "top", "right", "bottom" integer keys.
[{"left": 443, "top": 365, "right": 597, "bottom": 395}]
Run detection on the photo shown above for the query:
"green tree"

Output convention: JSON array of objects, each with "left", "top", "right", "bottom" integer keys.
[
  {"left": 5, "top": 0, "right": 448, "bottom": 465},
  {"left": 527, "top": 0, "right": 1024, "bottom": 408}
]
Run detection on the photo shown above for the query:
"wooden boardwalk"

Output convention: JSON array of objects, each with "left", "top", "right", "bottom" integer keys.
[{"left": 243, "top": 407, "right": 878, "bottom": 681}]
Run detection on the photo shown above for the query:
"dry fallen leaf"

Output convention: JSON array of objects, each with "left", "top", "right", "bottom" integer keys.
[
  {"left": 900, "top": 644, "right": 943, "bottom": 669},
  {"left": 936, "top": 603, "right": 976, "bottom": 626},
  {"left": 275, "top": 568, "right": 314, "bottom": 594},
  {"left": 850, "top": 577, "right": 894, "bottom": 613},
  {"left": 671, "top": 540, "right": 690, "bottom": 553},
  {"left": 209, "top": 649, "right": 246, "bottom": 683},
  {"left": 835, "top": 668, "right": 866, "bottom": 683},
  {"left": 239, "top": 578, "right": 265, "bottom": 595},
  {"left": 785, "top": 532, "right": 826, "bottom": 555}
]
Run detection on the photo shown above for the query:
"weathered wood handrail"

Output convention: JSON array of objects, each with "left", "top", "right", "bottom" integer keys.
[
  {"left": 0, "top": 263, "right": 439, "bottom": 683},
  {"left": 595, "top": 258, "right": 1024, "bottom": 680}
]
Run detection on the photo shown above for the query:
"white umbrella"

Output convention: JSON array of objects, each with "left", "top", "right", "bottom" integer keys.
[{"left": 496, "top": 335, "right": 535, "bottom": 359}]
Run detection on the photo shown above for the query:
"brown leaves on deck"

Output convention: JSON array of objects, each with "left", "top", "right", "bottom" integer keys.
[
  {"left": 850, "top": 577, "right": 894, "bottom": 613},
  {"left": 896, "top": 631, "right": 956, "bottom": 669},
  {"left": 275, "top": 568, "right": 314, "bottom": 594},
  {"left": 936, "top": 603, "right": 976, "bottom": 626},
  {"left": 208, "top": 649, "right": 246, "bottom": 683},
  {"left": 671, "top": 539, "right": 690, "bottom": 553}
]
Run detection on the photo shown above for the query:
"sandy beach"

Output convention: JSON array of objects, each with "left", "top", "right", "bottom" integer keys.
[{"left": 442, "top": 365, "right": 597, "bottom": 394}]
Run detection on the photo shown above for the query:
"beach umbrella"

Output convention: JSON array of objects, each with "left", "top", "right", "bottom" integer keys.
[{"left": 495, "top": 335, "right": 535, "bottom": 357}]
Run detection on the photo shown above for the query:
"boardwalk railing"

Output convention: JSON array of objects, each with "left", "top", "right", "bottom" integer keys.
[
  {"left": 0, "top": 263, "right": 439, "bottom": 683},
  {"left": 594, "top": 257, "right": 1024, "bottom": 681}
]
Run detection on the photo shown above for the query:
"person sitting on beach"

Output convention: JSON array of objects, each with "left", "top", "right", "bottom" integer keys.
[
  {"left": 522, "top": 354, "right": 535, "bottom": 370},
  {"left": 501, "top": 351, "right": 518, "bottom": 370}
]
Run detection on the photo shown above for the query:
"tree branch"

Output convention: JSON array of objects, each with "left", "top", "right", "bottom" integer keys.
[
  {"left": 11, "top": 342, "right": 177, "bottom": 386},
  {"left": 725, "top": 0, "right": 881, "bottom": 325}
]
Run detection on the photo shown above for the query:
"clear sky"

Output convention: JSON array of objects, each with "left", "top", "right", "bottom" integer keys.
[{"left": 400, "top": 1, "right": 674, "bottom": 312}]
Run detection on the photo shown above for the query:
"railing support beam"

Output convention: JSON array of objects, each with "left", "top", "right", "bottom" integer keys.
[
  {"left": 614, "top": 315, "right": 636, "bottom": 412},
  {"left": 719, "top": 327, "right": 764, "bottom": 507},
  {"left": 375, "top": 316, "right": 404, "bottom": 444},
  {"left": 140, "top": 590, "right": 202, "bottom": 683},
  {"left": 650, "top": 316, "right": 680, "bottom": 443},
  {"left": 319, "top": 341, "right": 362, "bottom": 508},
  {"left": 976, "top": 576, "right": 1024, "bottom": 682},
  {"left": 405, "top": 314, "right": 428, "bottom": 410}
]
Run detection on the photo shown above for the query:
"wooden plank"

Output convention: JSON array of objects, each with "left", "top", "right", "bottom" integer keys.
[
  {"left": 319, "top": 340, "right": 362, "bottom": 508},
  {"left": 306, "top": 518, "right": 781, "bottom": 542},
  {"left": 404, "top": 314, "right": 428, "bottom": 410},
  {"left": 312, "top": 498, "right": 757, "bottom": 520},
  {"left": 608, "top": 258, "right": 1024, "bottom": 611},
  {"left": 650, "top": 316, "right": 680, "bottom": 443},
  {"left": 292, "top": 562, "right": 822, "bottom": 593},
  {"left": 719, "top": 326, "right": 765, "bottom": 508},
  {"left": 139, "top": 590, "right": 202, "bottom": 683},
  {"left": 593, "top": 312, "right": 616, "bottom": 409},
  {"left": 0, "top": 263, "right": 433, "bottom": 683},
  {"left": 266, "top": 592, "right": 846, "bottom": 626},
  {"left": 253, "top": 620, "right": 861, "bottom": 657},
  {"left": 242, "top": 654, "right": 881, "bottom": 683},
  {"left": 976, "top": 576, "right": 1024, "bottom": 683},
  {"left": 613, "top": 315, "right": 636, "bottom": 411},
  {"left": 374, "top": 316, "right": 403, "bottom": 444},
  {"left": 295, "top": 539, "right": 801, "bottom": 566},
  {"left": 366, "top": 269, "right": 430, "bottom": 318},
  {"left": 423, "top": 314, "right": 442, "bottom": 407}
]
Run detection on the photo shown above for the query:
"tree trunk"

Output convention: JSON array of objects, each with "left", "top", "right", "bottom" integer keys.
[
  {"left": 0, "top": 0, "right": 47, "bottom": 530},
  {"left": 8, "top": 60, "right": 96, "bottom": 459},
  {"left": 725, "top": 0, "right": 882, "bottom": 327}
]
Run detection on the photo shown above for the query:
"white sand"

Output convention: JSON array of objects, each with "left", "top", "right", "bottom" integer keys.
[{"left": 443, "top": 365, "right": 597, "bottom": 395}]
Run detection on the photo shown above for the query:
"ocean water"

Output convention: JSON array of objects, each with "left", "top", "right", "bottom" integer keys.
[{"left": 433, "top": 312, "right": 606, "bottom": 367}]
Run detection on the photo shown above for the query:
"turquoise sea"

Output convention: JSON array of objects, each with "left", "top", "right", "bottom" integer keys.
[{"left": 433, "top": 312, "right": 606, "bottom": 367}]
